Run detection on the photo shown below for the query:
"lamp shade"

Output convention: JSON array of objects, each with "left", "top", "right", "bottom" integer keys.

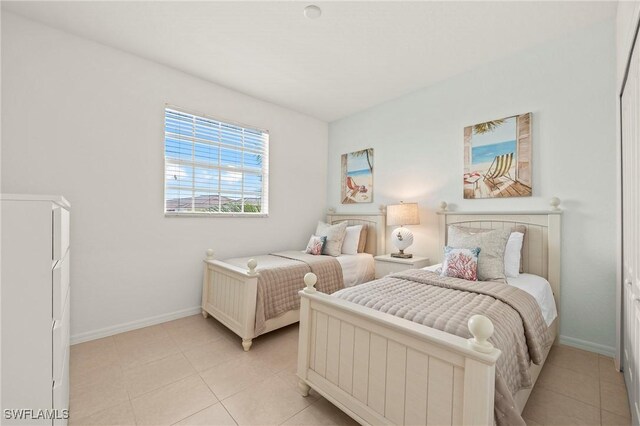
[{"left": 387, "top": 203, "right": 419, "bottom": 227}]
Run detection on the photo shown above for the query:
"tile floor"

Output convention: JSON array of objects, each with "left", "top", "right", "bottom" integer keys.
[{"left": 69, "top": 314, "right": 632, "bottom": 425}]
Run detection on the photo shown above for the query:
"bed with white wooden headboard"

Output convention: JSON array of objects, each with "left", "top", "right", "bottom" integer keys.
[
  {"left": 201, "top": 210, "right": 386, "bottom": 351},
  {"left": 438, "top": 205, "right": 562, "bottom": 307},
  {"left": 297, "top": 204, "right": 562, "bottom": 425}
]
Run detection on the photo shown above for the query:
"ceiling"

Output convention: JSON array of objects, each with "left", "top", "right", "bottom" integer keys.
[{"left": 2, "top": 1, "right": 617, "bottom": 122}]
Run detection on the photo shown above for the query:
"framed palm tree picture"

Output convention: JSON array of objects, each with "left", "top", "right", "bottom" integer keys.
[
  {"left": 463, "top": 113, "right": 532, "bottom": 199},
  {"left": 341, "top": 148, "right": 373, "bottom": 204}
]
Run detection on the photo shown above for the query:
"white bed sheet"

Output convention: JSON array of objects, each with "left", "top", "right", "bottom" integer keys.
[
  {"left": 423, "top": 264, "right": 557, "bottom": 326},
  {"left": 337, "top": 253, "right": 375, "bottom": 287}
]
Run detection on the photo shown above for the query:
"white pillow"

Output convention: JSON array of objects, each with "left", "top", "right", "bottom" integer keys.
[
  {"left": 341, "top": 225, "right": 363, "bottom": 255},
  {"left": 504, "top": 232, "right": 524, "bottom": 278}
]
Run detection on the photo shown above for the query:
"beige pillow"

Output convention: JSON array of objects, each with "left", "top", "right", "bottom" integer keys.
[
  {"left": 453, "top": 225, "right": 527, "bottom": 272},
  {"left": 316, "top": 221, "right": 348, "bottom": 256},
  {"left": 447, "top": 226, "right": 511, "bottom": 282},
  {"left": 357, "top": 224, "right": 368, "bottom": 253}
]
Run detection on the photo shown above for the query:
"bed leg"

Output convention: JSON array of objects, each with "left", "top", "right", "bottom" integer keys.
[
  {"left": 201, "top": 310, "right": 209, "bottom": 319},
  {"left": 297, "top": 380, "right": 310, "bottom": 397},
  {"left": 242, "top": 339, "right": 253, "bottom": 351}
]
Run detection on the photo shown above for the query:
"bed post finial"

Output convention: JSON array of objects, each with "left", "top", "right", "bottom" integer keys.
[
  {"left": 328, "top": 207, "right": 336, "bottom": 214},
  {"left": 303, "top": 273, "right": 317, "bottom": 293},
  {"left": 439, "top": 201, "right": 448, "bottom": 212},
  {"left": 550, "top": 197, "right": 561, "bottom": 211},
  {"left": 205, "top": 249, "right": 215, "bottom": 260},
  {"left": 379, "top": 204, "right": 386, "bottom": 215},
  {"left": 467, "top": 315, "right": 495, "bottom": 353},
  {"left": 247, "top": 259, "right": 258, "bottom": 276}
]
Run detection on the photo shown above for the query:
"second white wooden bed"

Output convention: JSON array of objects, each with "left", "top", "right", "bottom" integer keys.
[
  {"left": 201, "top": 211, "right": 386, "bottom": 350},
  {"left": 297, "top": 204, "right": 562, "bottom": 425}
]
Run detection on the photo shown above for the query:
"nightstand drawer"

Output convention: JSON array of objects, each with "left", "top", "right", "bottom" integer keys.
[
  {"left": 375, "top": 261, "right": 406, "bottom": 278},
  {"left": 374, "top": 255, "right": 430, "bottom": 279}
]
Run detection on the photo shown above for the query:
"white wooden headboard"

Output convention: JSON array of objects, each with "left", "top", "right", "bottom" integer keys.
[
  {"left": 326, "top": 208, "right": 386, "bottom": 256},
  {"left": 437, "top": 206, "right": 562, "bottom": 304}
]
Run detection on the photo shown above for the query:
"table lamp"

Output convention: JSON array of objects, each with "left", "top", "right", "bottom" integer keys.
[{"left": 386, "top": 202, "right": 420, "bottom": 258}]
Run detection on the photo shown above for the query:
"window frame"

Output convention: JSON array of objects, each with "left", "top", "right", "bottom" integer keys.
[{"left": 163, "top": 105, "right": 270, "bottom": 218}]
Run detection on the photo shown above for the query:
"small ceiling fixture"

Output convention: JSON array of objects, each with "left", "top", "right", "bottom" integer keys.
[{"left": 303, "top": 4, "right": 322, "bottom": 19}]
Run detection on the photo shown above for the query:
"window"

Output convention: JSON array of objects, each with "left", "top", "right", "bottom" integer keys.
[{"left": 164, "top": 107, "right": 269, "bottom": 216}]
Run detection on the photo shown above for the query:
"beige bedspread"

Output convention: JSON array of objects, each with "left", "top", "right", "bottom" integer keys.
[
  {"left": 332, "top": 269, "right": 552, "bottom": 426},
  {"left": 225, "top": 251, "right": 343, "bottom": 334}
]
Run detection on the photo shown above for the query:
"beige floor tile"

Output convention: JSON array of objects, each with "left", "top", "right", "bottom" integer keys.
[
  {"left": 246, "top": 333, "right": 299, "bottom": 373},
  {"left": 114, "top": 325, "right": 181, "bottom": 370},
  {"left": 115, "top": 323, "right": 170, "bottom": 345},
  {"left": 222, "top": 375, "right": 311, "bottom": 425},
  {"left": 602, "top": 409, "right": 633, "bottom": 426},
  {"left": 69, "top": 374, "right": 130, "bottom": 420},
  {"left": 131, "top": 375, "right": 218, "bottom": 426},
  {"left": 200, "top": 356, "right": 276, "bottom": 400},
  {"left": 70, "top": 322, "right": 635, "bottom": 426},
  {"left": 537, "top": 362, "right": 600, "bottom": 406},
  {"left": 164, "top": 314, "right": 207, "bottom": 328},
  {"left": 522, "top": 386, "right": 601, "bottom": 425},
  {"left": 599, "top": 356, "right": 626, "bottom": 386},
  {"left": 601, "top": 381, "right": 631, "bottom": 418},
  {"left": 281, "top": 398, "right": 359, "bottom": 425},
  {"left": 163, "top": 315, "right": 228, "bottom": 351},
  {"left": 71, "top": 362, "right": 124, "bottom": 392},
  {"left": 124, "top": 352, "right": 197, "bottom": 398},
  {"left": 184, "top": 338, "right": 241, "bottom": 372},
  {"left": 173, "top": 403, "right": 237, "bottom": 426},
  {"left": 546, "top": 344, "right": 600, "bottom": 377},
  {"left": 70, "top": 400, "right": 136, "bottom": 426},
  {"left": 70, "top": 337, "right": 121, "bottom": 375}
]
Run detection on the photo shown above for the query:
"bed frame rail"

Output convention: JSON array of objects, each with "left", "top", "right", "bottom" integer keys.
[{"left": 297, "top": 273, "right": 501, "bottom": 426}]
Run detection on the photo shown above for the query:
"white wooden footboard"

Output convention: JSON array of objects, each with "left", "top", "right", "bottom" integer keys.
[
  {"left": 202, "top": 250, "right": 258, "bottom": 351},
  {"left": 297, "top": 273, "right": 501, "bottom": 426}
]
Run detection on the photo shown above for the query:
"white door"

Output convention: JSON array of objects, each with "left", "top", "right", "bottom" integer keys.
[{"left": 621, "top": 31, "right": 640, "bottom": 424}]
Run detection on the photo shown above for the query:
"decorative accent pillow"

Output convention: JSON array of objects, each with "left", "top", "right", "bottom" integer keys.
[
  {"left": 454, "top": 225, "right": 527, "bottom": 273},
  {"left": 305, "top": 235, "right": 327, "bottom": 255},
  {"left": 357, "top": 224, "right": 368, "bottom": 253},
  {"left": 447, "top": 226, "right": 510, "bottom": 282},
  {"left": 342, "top": 225, "right": 363, "bottom": 255},
  {"left": 504, "top": 232, "right": 524, "bottom": 278},
  {"left": 315, "top": 221, "right": 348, "bottom": 256},
  {"left": 441, "top": 247, "right": 481, "bottom": 281}
]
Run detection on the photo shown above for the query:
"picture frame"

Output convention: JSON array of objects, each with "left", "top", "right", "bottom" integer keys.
[{"left": 341, "top": 148, "right": 374, "bottom": 204}]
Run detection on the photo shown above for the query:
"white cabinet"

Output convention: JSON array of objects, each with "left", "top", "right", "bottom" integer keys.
[
  {"left": 1, "top": 194, "right": 71, "bottom": 425},
  {"left": 621, "top": 37, "right": 640, "bottom": 425}
]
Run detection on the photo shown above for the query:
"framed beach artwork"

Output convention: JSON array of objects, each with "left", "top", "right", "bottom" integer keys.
[
  {"left": 463, "top": 113, "right": 532, "bottom": 199},
  {"left": 341, "top": 148, "right": 373, "bottom": 204}
]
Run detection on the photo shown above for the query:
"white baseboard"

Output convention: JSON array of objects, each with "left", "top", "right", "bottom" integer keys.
[
  {"left": 70, "top": 306, "right": 202, "bottom": 345},
  {"left": 559, "top": 335, "right": 616, "bottom": 357}
]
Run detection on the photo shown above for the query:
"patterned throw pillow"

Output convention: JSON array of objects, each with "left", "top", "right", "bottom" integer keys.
[
  {"left": 305, "top": 235, "right": 327, "bottom": 255},
  {"left": 447, "top": 226, "right": 510, "bottom": 282},
  {"left": 441, "top": 246, "right": 481, "bottom": 281}
]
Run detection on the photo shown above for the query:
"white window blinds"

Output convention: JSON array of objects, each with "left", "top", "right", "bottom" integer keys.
[{"left": 164, "top": 107, "right": 269, "bottom": 215}]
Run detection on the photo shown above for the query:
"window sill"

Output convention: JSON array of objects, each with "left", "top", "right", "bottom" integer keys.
[{"left": 164, "top": 212, "right": 269, "bottom": 218}]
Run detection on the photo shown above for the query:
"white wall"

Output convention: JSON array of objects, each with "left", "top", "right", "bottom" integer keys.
[
  {"left": 1, "top": 13, "right": 329, "bottom": 342},
  {"left": 617, "top": 1, "right": 640, "bottom": 89},
  {"left": 328, "top": 20, "right": 617, "bottom": 353}
]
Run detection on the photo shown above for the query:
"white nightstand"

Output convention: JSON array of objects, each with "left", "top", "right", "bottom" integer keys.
[{"left": 374, "top": 254, "right": 430, "bottom": 279}]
